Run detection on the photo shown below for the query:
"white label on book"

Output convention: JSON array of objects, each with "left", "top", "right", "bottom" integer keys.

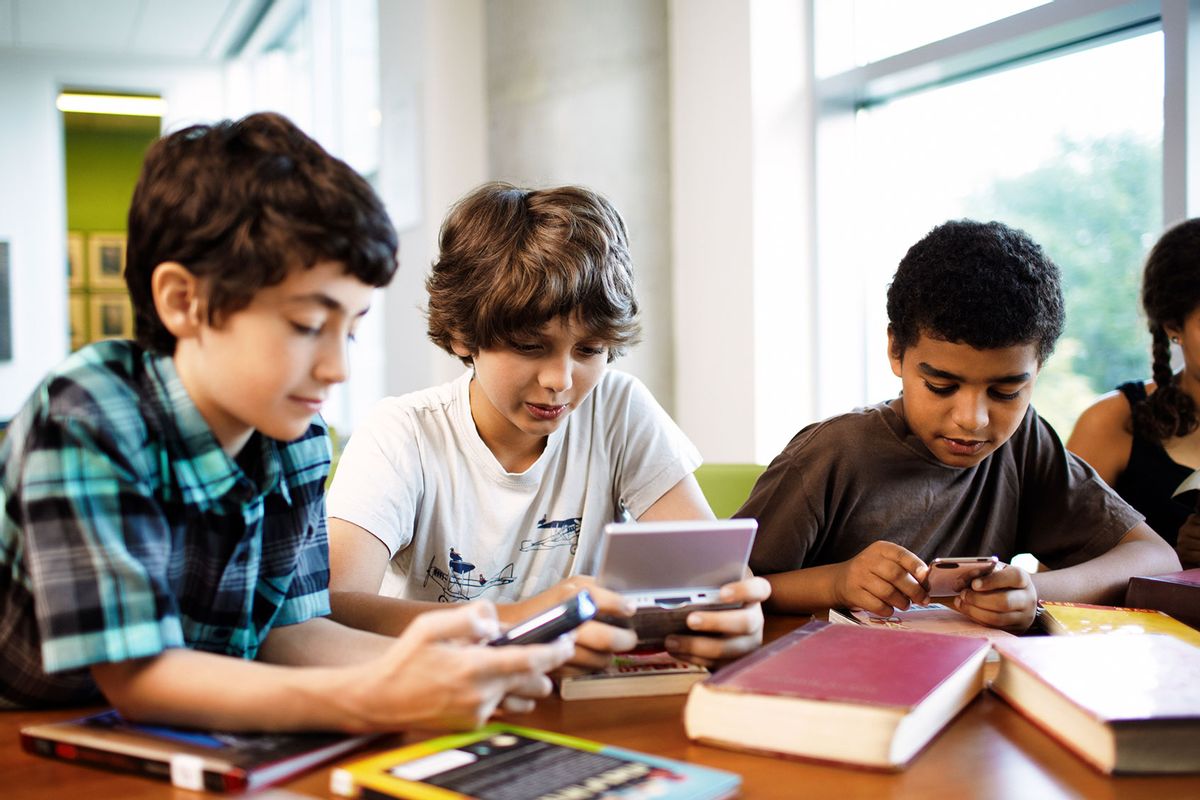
[
  {"left": 388, "top": 748, "right": 477, "bottom": 780},
  {"left": 169, "top": 754, "right": 206, "bottom": 790}
]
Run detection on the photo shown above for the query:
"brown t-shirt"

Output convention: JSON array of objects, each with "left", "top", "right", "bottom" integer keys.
[{"left": 741, "top": 401, "right": 1143, "bottom": 575}]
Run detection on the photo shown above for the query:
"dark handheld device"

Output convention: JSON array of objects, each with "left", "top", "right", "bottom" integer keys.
[
  {"left": 925, "top": 556, "right": 1000, "bottom": 597},
  {"left": 487, "top": 590, "right": 597, "bottom": 646}
]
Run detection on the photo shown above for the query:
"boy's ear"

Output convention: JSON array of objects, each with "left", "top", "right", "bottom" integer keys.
[
  {"left": 887, "top": 328, "right": 904, "bottom": 378},
  {"left": 450, "top": 338, "right": 474, "bottom": 359},
  {"left": 151, "top": 263, "right": 204, "bottom": 340}
]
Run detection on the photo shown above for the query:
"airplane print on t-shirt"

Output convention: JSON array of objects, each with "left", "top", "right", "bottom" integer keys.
[
  {"left": 520, "top": 516, "right": 581, "bottom": 555},
  {"left": 423, "top": 548, "right": 516, "bottom": 602}
]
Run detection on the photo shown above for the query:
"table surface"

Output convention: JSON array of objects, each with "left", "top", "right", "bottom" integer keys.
[{"left": 5, "top": 615, "right": 1198, "bottom": 799}]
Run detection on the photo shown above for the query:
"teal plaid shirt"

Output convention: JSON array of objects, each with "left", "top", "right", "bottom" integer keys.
[{"left": 0, "top": 340, "right": 332, "bottom": 707}]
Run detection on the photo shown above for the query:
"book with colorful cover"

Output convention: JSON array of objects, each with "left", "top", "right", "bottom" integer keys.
[
  {"left": 559, "top": 652, "right": 709, "bottom": 700},
  {"left": 828, "top": 603, "right": 1016, "bottom": 644},
  {"left": 329, "top": 723, "right": 740, "bottom": 800},
  {"left": 19, "top": 708, "right": 376, "bottom": 793},
  {"left": 1125, "top": 568, "right": 1200, "bottom": 630},
  {"left": 1038, "top": 600, "right": 1200, "bottom": 647},
  {"left": 990, "top": 634, "right": 1200, "bottom": 773},
  {"left": 683, "top": 620, "right": 989, "bottom": 770}
]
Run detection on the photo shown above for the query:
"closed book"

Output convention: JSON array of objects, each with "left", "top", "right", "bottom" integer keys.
[
  {"left": 559, "top": 652, "right": 709, "bottom": 700},
  {"left": 329, "top": 723, "right": 740, "bottom": 800},
  {"left": 1038, "top": 600, "right": 1200, "bottom": 647},
  {"left": 990, "top": 635, "right": 1200, "bottom": 774},
  {"left": 683, "top": 620, "right": 989, "bottom": 770},
  {"left": 1126, "top": 569, "right": 1200, "bottom": 630},
  {"left": 20, "top": 708, "right": 375, "bottom": 793}
]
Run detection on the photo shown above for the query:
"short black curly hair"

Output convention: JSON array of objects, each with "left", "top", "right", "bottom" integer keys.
[{"left": 886, "top": 219, "right": 1065, "bottom": 364}]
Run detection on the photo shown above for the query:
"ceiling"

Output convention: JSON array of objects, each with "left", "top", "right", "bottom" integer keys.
[{"left": 0, "top": 0, "right": 272, "bottom": 61}]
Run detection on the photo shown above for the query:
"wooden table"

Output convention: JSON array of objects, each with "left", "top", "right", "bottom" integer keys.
[{"left": 5, "top": 615, "right": 1199, "bottom": 799}]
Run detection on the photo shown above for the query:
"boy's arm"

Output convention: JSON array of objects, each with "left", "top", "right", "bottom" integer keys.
[
  {"left": 90, "top": 603, "right": 571, "bottom": 733},
  {"left": 327, "top": 517, "right": 443, "bottom": 635},
  {"left": 760, "top": 540, "right": 930, "bottom": 616},
  {"left": 1031, "top": 522, "right": 1181, "bottom": 604}
]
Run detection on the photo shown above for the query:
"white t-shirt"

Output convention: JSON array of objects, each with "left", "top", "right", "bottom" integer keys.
[{"left": 327, "top": 369, "right": 702, "bottom": 603}]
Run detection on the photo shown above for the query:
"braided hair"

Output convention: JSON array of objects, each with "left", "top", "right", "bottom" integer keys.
[{"left": 1134, "top": 218, "right": 1200, "bottom": 441}]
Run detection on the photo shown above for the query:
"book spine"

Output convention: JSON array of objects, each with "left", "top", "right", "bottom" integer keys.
[{"left": 19, "top": 732, "right": 243, "bottom": 791}]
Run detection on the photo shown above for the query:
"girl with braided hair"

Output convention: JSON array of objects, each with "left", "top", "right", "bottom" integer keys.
[{"left": 1068, "top": 218, "right": 1200, "bottom": 565}]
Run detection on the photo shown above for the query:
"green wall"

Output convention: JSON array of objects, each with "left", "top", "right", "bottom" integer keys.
[{"left": 64, "top": 120, "right": 158, "bottom": 231}]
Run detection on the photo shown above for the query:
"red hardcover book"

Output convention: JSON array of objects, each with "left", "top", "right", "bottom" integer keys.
[
  {"left": 1125, "top": 568, "right": 1200, "bottom": 630},
  {"left": 683, "top": 620, "right": 989, "bottom": 770},
  {"left": 991, "top": 635, "right": 1200, "bottom": 774},
  {"left": 20, "top": 709, "right": 376, "bottom": 793}
]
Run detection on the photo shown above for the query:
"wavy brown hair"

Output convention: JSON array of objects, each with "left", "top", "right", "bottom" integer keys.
[
  {"left": 426, "top": 182, "right": 640, "bottom": 364},
  {"left": 125, "top": 112, "right": 398, "bottom": 354},
  {"left": 1134, "top": 218, "right": 1200, "bottom": 441}
]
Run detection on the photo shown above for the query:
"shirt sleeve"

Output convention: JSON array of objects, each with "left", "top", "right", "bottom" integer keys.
[
  {"left": 739, "top": 442, "right": 821, "bottom": 575},
  {"left": 326, "top": 401, "right": 422, "bottom": 557},
  {"left": 607, "top": 374, "right": 703, "bottom": 519},
  {"left": 17, "top": 414, "right": 185, "bottom": 673},
  {"left": 1018, "top": 411, "right": 1145, "bottom": 568}
]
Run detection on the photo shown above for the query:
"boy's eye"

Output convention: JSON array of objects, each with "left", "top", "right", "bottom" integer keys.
[
  {"left": 511, "top": 342, "right": 542, "bottom": 353},
  {"left": 290, "top": 321, "right": 321, "bottom": 337},
  {"left": 923, "top": 381, "right": 956, "bottom": 396},
  {"left": 577, "top": 345, "right": 608, "bottom": 357},
  {"left": 989, "top": 388, "right": 1022, "bottom": 401}
]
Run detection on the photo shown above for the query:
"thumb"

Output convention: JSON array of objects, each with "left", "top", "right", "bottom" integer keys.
[{"left": 401, "top": 601, "right": 501, "bottom": 647}]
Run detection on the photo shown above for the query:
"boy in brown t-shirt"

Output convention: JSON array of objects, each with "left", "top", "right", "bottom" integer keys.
[{"left": 739, "top": 220, "right": 1180, "bottom": 632}]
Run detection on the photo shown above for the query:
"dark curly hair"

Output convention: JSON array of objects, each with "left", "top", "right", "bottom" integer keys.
[
  {"left": 426, "top": 182, "right": 640, "bottom": 365},
  {"left": 887, "top": 219, "right": 1065, "bottom": 364},
  {"left": 126, "top": 112, "right": 398, "bottom": 354},
  {"left": 1134, "top": 218, "right": 1200, "bottom": 441}
]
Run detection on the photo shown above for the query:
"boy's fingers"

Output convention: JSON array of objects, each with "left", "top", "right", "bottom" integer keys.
[
  {"left": 483, "top": 636, "right": 574, "bottom": 677},
  {"left": 583, "top": 584, "right": 638, "bottom": 617},
  {"left": 685, "top": 604, "right": 763, "bottom": 636},
  {"left": 575, "top": 619, "right": 638, "bottom": 653},
  {"left": 406, "top": 601, "right": 500, "bottom": 645},
  {"left": 717, "top": 576, "right": 772, "bottom": 604}
]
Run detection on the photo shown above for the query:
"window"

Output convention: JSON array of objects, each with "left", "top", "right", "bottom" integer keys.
[{"left": 813, "top": 1, "right": 1186, "bottom": 439}]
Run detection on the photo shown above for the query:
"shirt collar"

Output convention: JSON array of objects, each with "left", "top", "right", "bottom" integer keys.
[{"left": 144, "top": 351, "right": 288, "bottom": 510}]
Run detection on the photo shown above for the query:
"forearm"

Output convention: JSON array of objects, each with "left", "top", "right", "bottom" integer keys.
[
  {"left": 762, "top": 565, "right": 842, "bottom": 613},
  {"left": 1033, "top": 534, "right": 1181, "bottom": 605},
  {"left": 259, "top": 616, "right": 394, "bottom": 666},
  {"left": 328, "top": 591, "right": 442, "bottom": 636},
  {"left": 91, "top": 649, "right": 373, "bottom": 733}
]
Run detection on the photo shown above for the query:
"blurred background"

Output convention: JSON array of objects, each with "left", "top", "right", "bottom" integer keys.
[{"left": 0, "top": 0, "right": 1193, "bottom": 464}]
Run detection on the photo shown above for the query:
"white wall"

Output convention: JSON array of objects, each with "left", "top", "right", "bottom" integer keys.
[
  {"left": 0, "top": 52, "right": 223, "bottom": 420},
  {"left": 486, "top": 0, "right": 674, "bottom": 409},
  {"left": 670, "top": 0, "right": 814, "bottom": 463}
]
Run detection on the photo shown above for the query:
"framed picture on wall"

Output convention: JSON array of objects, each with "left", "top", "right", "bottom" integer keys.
[
  {"left": 87, "top": 232, "right": 127, "bottom": 289},
  {"left": 68, "top": 293, "right": 87, "bottom": 351},
  {"left": 67, "top": 231, "right": 85, "bottom": 289},
  {"left": 89, "top": 292, "right": 133, "bottom": 342}
]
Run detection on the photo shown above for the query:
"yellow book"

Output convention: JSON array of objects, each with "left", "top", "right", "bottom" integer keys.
[
  {"left": 329, "top": 723, "right": 740, "bottom": 800},
  {"left": 1039, "top": 601, "right": 1200, "bottom": 647}
]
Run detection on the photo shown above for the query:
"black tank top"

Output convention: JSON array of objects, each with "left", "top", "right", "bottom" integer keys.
[{"left": 1112, "top": 381, "right": 1193, "bottom": 547}]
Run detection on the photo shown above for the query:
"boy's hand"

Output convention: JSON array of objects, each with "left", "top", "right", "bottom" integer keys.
[
  {"left": 504, "top": 576, "right": 639, "bottom": 673},
  {"left": 663, "top": 575, "right": 771, "bottom": 668},
  {"left": 1177, "top": 513, "right": 1200, "bottom": 567},
  {"left": 350, "top": 602, "right": 572, "bottom": 731},
  {"left": 950, "top": 563, "right": 1038, "bottom": 632},
  {"left": 833, "top": 541, "right": 930, "bottom": 616}
]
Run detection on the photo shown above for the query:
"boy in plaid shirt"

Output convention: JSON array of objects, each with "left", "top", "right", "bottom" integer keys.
[{"left": 0, "top": 112, "right": 568, "bottom": 731}]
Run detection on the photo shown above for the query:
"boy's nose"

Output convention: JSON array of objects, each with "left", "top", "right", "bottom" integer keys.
[
  {"left": 539, "top": 356, "right": 573, "bottom": 393},
  {"left": 315, "top": 338, "right": 350, "bottom": 385},
  {"left": 952, "top": 393, "right": 988, "bottom": 432}
]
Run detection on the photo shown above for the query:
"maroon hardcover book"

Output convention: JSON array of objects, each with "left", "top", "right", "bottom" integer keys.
[
  {"left": 1125, "top": 568, "right": 1200, "bottom": 630},
  {"left": 684, "top": 620, "right": 989, "bottom": 769}
]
